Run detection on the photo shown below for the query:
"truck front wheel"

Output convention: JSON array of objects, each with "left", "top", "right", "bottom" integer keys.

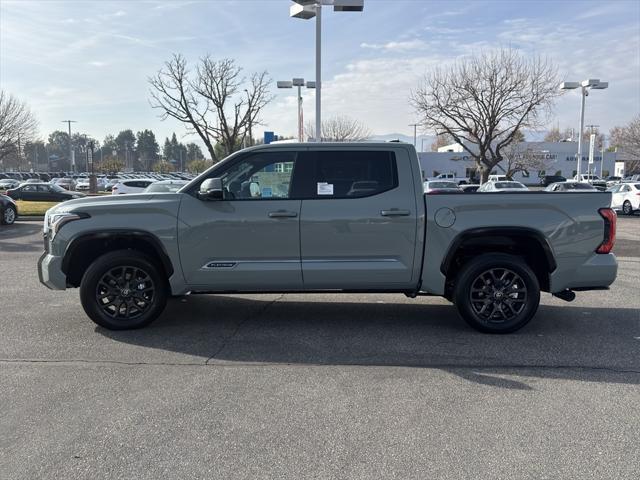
[
  {"left": 80, "top": 250, "right": 168, "bottom": 330},
  {"left": 453, "top": 254, "right": 540, "bottom": 333}
]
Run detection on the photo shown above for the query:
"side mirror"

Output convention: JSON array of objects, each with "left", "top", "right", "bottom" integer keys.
[{"left": 198, "top": 178, "right": 224, "bottom": 201}]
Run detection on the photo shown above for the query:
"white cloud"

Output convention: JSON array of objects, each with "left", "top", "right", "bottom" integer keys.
[
  {"left": 360, "top": 40, "right": 427, "bottom": 51},
  {"left": 88, "top": 61, "right": 107, "bottom": 67}
]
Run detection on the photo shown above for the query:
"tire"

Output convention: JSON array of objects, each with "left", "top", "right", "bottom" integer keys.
[
  {"left": 80, "top": 250, "right": 168, "bottom": 330},
  {"left": 1, "top": 205, "right": 17, "bottom": 225},
  {"left": 622, "top": 200, "right": 633, "bottom": 215},
  {"left": 453, "top": 253, "right": 540, "bottom": 334}
]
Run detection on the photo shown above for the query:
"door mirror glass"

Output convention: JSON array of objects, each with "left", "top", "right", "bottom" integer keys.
[{"left": 198, "top": 178, "right": 223, "bottom": 201}]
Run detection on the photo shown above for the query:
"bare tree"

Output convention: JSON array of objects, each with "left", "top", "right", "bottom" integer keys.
[
  {"left": 610, "top": 115, "right": 640, "bottom": 174},
  {"left": 149, "top": 54, "right": 272, "bottom": 162},
  {"left": 410, "top": 48, "right": 562, "bottom": 182},
  {"left": 544, "top": 126, "right": 575, "bottom": 142},
  {"left": 431, "top": 132, "right": 454, "bottom": 151},
  {"left": 503, "top": 143, "right": 554, "bottom": 179},
  {"left": 304, "top": 115, "right": 371, "bottom": 141},
  {"left": 0, "top": 90, "right": 39, "bottom": 165}
]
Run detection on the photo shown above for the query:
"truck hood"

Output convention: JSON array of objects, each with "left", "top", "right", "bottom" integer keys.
[{"left": 46, "top": 193, "right": 182, "bottom": 216}]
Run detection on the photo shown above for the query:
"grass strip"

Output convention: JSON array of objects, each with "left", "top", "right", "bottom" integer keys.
[{"left": 15, "top": 201, "right": 60, "bottom": 216}]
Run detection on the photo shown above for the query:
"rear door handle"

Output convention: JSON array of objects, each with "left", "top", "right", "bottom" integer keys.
[
  {"left": 380, "top": 209, "right": 411, "bottom": 217},
  {"left": 268, "top": 210, "right": 298, "bottom": 218}
]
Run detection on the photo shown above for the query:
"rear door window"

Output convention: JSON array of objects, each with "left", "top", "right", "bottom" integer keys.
[{"left": 302, "top": 150, "right": 398, "bottom": 199}]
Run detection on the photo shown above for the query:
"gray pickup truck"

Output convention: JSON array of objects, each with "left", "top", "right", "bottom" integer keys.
[{"left": 38, "top": 143, "right": 618, "bottom": 333}]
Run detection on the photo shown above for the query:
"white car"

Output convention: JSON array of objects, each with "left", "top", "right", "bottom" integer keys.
[
  {"left": 544, "top": 181, "right": 599, "bottom": 192},
  {"left": 608, "top": 182, "right": 640, "bottom": 215},
  {"left": 478, "top": 180, "right": 529, "bottom": 192},
  {"left": 428, "top": 173, "right": 469, "bottom": 185},
  {"left": 75, "top": 178, "right": 91, "bottom": 191},
  {"left": 488, "top": 175, "right": 510, "bottom": 182},
  {"left": 111, "top": 179, "right": 156, "bottom": 195}
]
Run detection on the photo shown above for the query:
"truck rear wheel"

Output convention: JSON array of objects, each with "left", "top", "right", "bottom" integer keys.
[
  {"left": 80, "top": 250, "right": 168, "bottom": 330},
  {"left": 453, "top": 254, "right": 540, "bottom": 333}
]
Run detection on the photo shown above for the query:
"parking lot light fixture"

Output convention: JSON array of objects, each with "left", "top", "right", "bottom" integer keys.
[
  {"left": 278, "top": 77, "right": 316, "bottom": 142},
  {"left": 560, "top": 79, "right": 608, "bottom": 180},
  {"left": 290, "top": 0, "right": 364, "bottom": 142}
]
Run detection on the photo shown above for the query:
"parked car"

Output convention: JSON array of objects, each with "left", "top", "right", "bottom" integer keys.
[
  {"left": 53, "top": 178, "right": 76, "bottom": 191},
  {"left": 24, "top": 178, "right": 42, "bottom": 184},
  {"left": 540, "top": 175, "right": 566, "bottom": 187},
  {"left": 488, "top": 175, "right": 511, "bottom": 182},
  {"left": 608, "top": 183, "right": 640, "bottom": 215},
  {"left": 604, "top": 176, "right": 622, "bottom": 188},
  {"left": 111, "top": 179, "right": 155, "bottom": 194},
  {"left": 75, "top": 179, "right": 91, "bottom": 192},
  {"left": 573, "top": 174, "right": 607, "bottom": 190},
  {"left": 0, "top": 194, "right": 18, "bottom": 225},
  {"left": 460, "top": 184, "right": 481, "bottom": 193},
  {"left": 478, "top": 181, "right": 529, "bottom": 192},
  {"left": 143, "top": 180, "right": 189, "bottom": 193},
  {"left": 544, "top": 181, "right": 599, "bottom": 192},
  {"left": 423, "top": 180, "right": 463, "bottom": 194},
  {"left": 428, "top": 173, "right": 468, "bottom": 185},
  {"left": 6, "top": 183, "right": 85, "bottom": 202},
  {"left": 622, "top": 174, "right": 640, "bottom": 183},
  {"left": 0, "top": 179, "right": 21, "bottom": 191},
  {"left": 39, "top": 143, "right": 617, "bottom": 334}
]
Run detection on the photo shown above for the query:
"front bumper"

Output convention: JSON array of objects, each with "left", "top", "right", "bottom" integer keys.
[{"left": 37, "top": 251, "right": 67, "bottom": 290}]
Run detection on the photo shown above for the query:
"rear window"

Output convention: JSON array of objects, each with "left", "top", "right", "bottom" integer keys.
[
  {"left": 570, "top": 183, "right": 596, "bottom": 190},
  {"left": 495, "top": 182, "right": 525, "bottom": 189},
  {"left": 634, "top": 184, "right": 640, "bottom": 189},
  {"left": 308, "top": 150, "right": 398, "bottom": 198}
]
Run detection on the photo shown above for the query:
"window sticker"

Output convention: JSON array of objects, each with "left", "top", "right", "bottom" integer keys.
[{"left": 317, "top": 182, "right": 334, "bottom": 195}]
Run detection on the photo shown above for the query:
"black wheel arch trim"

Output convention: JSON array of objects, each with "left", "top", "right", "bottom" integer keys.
[
  {"left": 440, "top": 227, "right": 557, "bottom": 276},
  {"left": 61, "top": 230, "right": 174, "bottom": 277}
]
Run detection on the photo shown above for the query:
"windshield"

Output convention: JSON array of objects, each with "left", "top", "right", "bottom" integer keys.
[
  {"left": 49, "top": 183, "right": 68, "bottom": 193},
  {"left": 568, "top": 183, "right": 596, "bottom": 190}
]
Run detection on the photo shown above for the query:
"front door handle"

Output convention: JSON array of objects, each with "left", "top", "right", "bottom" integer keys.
[
  {"left": 380, "top": 209, "right": 410, "bottom": 217},
  {"left": 268, "top": 210, "right": 298, "bottom": 218}
]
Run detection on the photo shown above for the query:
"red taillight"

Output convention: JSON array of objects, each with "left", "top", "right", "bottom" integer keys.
[{"left": 596, "top": 208, "right": 616, "bottom": 254}]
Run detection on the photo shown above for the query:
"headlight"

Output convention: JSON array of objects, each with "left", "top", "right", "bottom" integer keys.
[{"left": 44, "top": 211, "right": 89, "bottom": 240}]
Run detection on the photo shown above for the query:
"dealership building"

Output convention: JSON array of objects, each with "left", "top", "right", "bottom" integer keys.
[{"left": 417, "top": 141, "right": 623, "bottom": 183}]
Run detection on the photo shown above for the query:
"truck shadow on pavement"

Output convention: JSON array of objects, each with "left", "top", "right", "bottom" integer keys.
[
  {"left": 0, "top": 222, "right": 43, "bottom": 252},
  {"left": 98, "top": 294, "right": 640, "bottom": 389}
]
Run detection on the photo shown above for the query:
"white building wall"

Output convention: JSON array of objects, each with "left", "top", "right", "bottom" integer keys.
[{"left": 419, "top": 141, "right": 618, "bottom": 183}]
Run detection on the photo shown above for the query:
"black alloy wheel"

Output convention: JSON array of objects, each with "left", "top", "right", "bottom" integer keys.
[
  {"left": 454, "top": 253, "right": 540, "bottom": 333},
  {"left": 80, "top": 250, "right": 167, "bottom": 329},
  {"left": 469, "top": 268, "right": 528, "bottom": 322},
  {"left": 622, "top": 200, "right": 633, "bottom": 215}
]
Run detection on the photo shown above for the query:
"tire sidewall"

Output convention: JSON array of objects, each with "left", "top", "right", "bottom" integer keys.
[
  {"left": 2, "top": 205, "right": 17, "bottom": 225},
  {"left": 80, "top": 250, "right": 167, "bottom": 330},
  {"left": 454, "top": 254, "right": 540, "bottom": 334}
]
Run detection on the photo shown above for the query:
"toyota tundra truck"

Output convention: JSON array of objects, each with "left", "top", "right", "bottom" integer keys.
[{"left": 38, "top": 143, "right": 618, "bottom": 333}]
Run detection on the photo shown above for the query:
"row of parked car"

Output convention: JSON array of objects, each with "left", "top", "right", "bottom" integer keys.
[{"left": 422, "top": 175, "right": 640, "bottom": 215}]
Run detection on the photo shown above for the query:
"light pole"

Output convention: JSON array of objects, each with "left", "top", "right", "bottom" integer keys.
[
  {"left": 290, "top": 0, "right": 364, "bottom": 142},
  {"left": 277, "top": 78, "right": 316, "bottom": 141},
  {"left": 61, "top": 120, "right": 77, "bottom": 173},
  {"left": 409, "top": 123, "right": 418, "bottom": 147},
  {"left": 559, "top": 79, "right": 608, "bottom": 180}
]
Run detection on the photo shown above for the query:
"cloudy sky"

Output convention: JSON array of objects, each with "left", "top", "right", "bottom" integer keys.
[{"left": 1, "top": 0, "right": 639, "bottom": 151}]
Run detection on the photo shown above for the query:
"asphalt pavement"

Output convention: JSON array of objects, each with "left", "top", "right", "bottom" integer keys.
[{"left": 1, "top": 217, "right": 639, "bottom": 479}]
